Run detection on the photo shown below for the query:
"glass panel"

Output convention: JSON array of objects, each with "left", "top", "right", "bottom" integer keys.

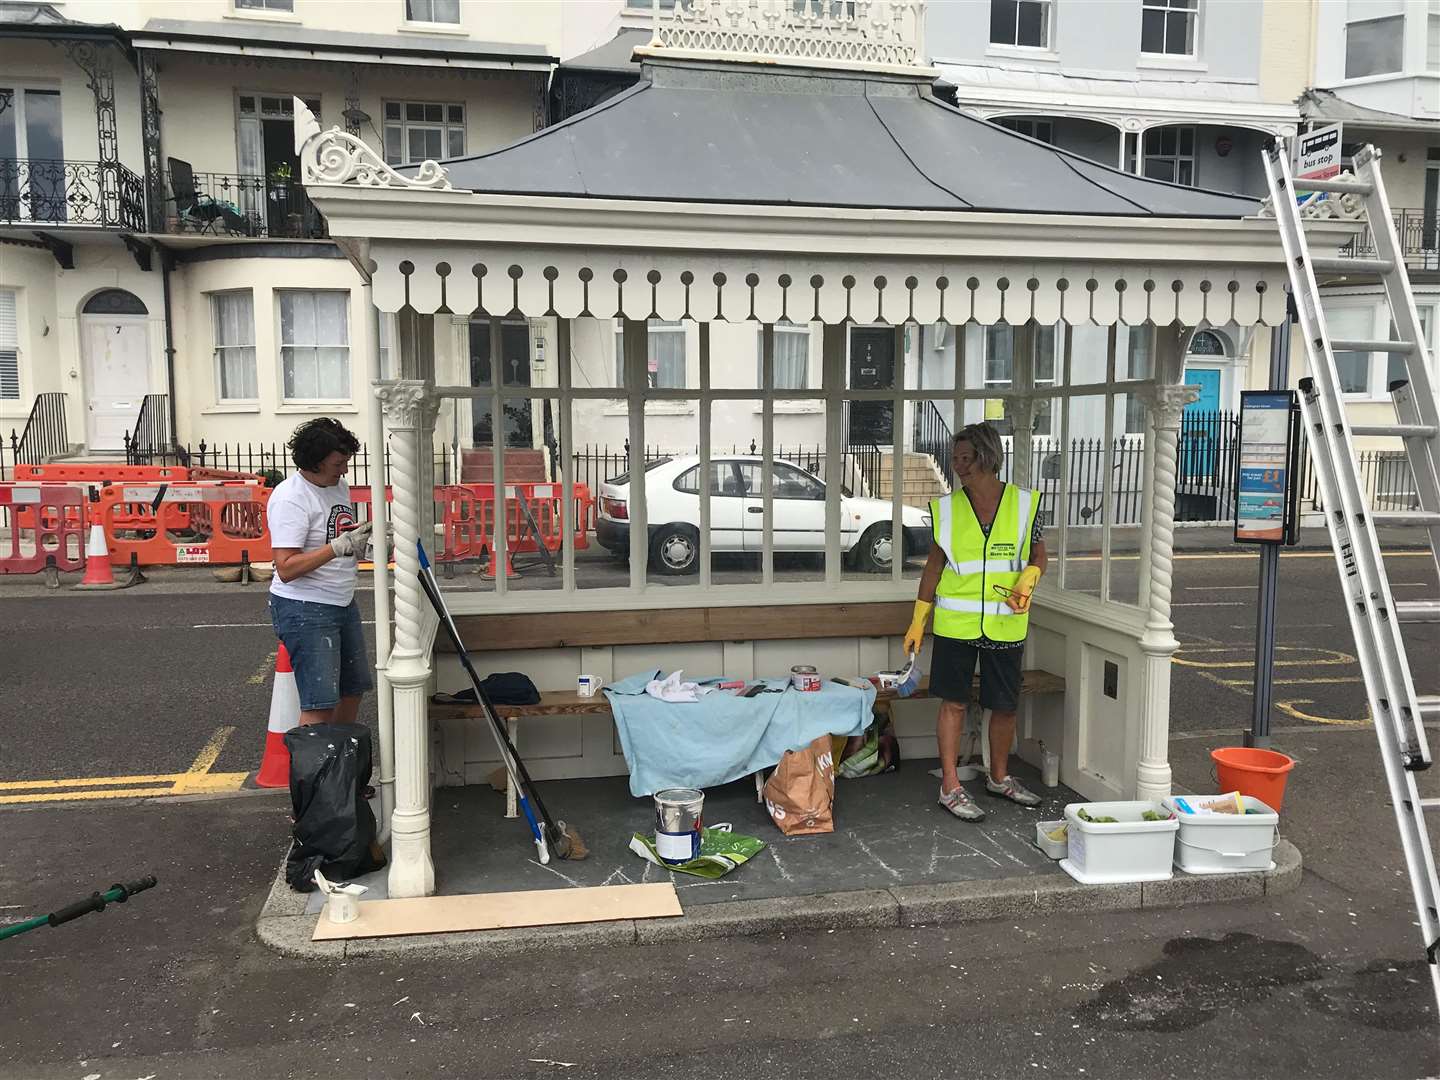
[
  {"left": 1057, "top": 395, "right": 1108, "bottom": 597},
  {"left": 646, "top": 321, "right": 687, "bottom": 388},
  {"left": 406, "top": 102, "right": 425, "bottom": 122},
  {"left": 1345, "top": 16, "right": 1404, "bottom": 78},
  {"left": 570, "top": 395, "right": 630, "bottom": 591},
  {"left": 384, "top": 102, "right": 401, "bottom": 121},
  {"left": 1141, "top": 8, "right": 1165, "bottom": 52},
  {"left": 1016, "top": 0, "right": 1047, "bottom": 47},
  {"left": 425, "top": 104, "right": 443, "bottom": 123},
  {"left": 384, "top": 126, "right": 402, "bottom": 164},
  {"left": 447, "top": 105, "right": 464, "bottom": 124},
  {"left": 1107, "top": 398, "right": 1145, "bottom": 607},
  {"left": 770, "top": 324, "right": 811, "bottom": 389},
  {"left": 990, "top": 0, "right": 1018, "bottom": 44},
  {"left": 842, "top": 395, "right": 903, "bottom": 582},
  {"left": 447, "top": 129, "right": 465, "bottom": 158},
  {"left": 433, "top": 0, "right": 461, "bottom": 21},
  {"left": 1327, "top": 307, "right": 1373, "bottom": 394},
  {"left": 469, "top": 320, "right": 532, "bottom": 442},
  {"left": 709, "top": 320, "right": 759, "bottom": 389},
  {"left": 645, "top": 406, "right": 698, "bottom": 585},
  {"left": 706, "top": 413, "right": 762, "bottom": 585},
  {"left": 900, "top": 399, "right": 953, "bottom": 587}
]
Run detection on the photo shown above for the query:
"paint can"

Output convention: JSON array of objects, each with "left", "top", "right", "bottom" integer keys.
[
  {"left": 790, "top": 665, "right": 821, "bottom": 692},
  {"left": 653, "top": 787, "right": 704, "bottom": 864}
]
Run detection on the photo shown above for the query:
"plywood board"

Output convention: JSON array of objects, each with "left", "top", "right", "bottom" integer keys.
[{"left": 311, "top": 882, "right": 682, "bottom": 941}]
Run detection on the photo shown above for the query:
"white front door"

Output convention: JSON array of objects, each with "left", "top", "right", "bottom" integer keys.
[{"left": 83, "top": 315, "right": 150, "bottom": 450}]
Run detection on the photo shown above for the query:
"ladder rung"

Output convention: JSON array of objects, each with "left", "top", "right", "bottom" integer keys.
[
  {"left": 1422, "top": 798, "right": 1440, "bottom": 812},
  {"left": 1293, "top": 177, "right": 1374, "bottom": 196},
  {"left": 1311, "top": 256, "right": 1394, "bottom": 275},
  {"left": 1350, "top": 424, "right": 1438, "bottom": 438},
  {"left": 1419, "top": 696, "right": 1440, "bottom": 723},
  {"left": 1396, "top": 600, "right": 1440, "bottom": 623},
  {"left": 1331, "top": 339, "right": 1415, "bottom": 355},
  {"left": 1371, "top": 512, "right": 1440, "bottom": 528}
]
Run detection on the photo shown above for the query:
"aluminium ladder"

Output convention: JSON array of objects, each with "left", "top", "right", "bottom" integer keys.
[{"left": 1262, "top": 140, "right": 1440, "bottom": 1014}]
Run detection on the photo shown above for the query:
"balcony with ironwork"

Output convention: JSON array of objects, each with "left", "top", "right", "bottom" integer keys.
[
  {"left": 162, "top": 164, "right": 328, "bottom": 241},
  {"left": 0, "top": 159, "right": 146, "bottom": 230},
  {"left": 1343, "top": 208, "right": 1440, "bottom": 272}
]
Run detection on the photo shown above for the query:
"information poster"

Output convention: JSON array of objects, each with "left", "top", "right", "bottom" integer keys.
[{"left": 1235, "top": 391, "right": 1296, "bottom": 544}]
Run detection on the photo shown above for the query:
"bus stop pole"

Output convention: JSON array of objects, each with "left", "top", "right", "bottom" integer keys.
[{"left": 1247, "top": 297, "right": 1295, "bottom": 748}]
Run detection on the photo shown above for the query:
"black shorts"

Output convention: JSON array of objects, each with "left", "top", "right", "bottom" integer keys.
[{"left": 929, "top": 636, "right": 1022, "bottom": 712}]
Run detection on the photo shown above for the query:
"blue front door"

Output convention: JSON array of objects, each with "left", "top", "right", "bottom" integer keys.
[{"left": 1179, "top": 368, "right": 1222, "bottom": 482}]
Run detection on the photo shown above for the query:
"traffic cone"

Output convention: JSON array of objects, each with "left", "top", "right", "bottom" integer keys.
[
  {"left": 76, "top": 520, "right": 116, "bottom": 587},
  {"left": 255, "top": 644, "right": 301, "bottom": 788}
]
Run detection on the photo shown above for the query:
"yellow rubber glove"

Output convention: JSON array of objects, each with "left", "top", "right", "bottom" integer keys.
[
  {"left": 1007, "top": 565, "right": 1043, "bottom": 613},
  {"left": 903, "top": 599, "right": 933, "bottom": 657}
]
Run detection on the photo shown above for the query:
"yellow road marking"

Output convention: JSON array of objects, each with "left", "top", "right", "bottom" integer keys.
[
  {"left": 0, "top": 726, "right": 247, "bottom": 806},
  {"left": 1173, "top": 645, "right": 1355, "bottom": 669},
  {"left": 1217, "top": 676, "right": 1363, "bottom": 686},
  {"left": 1275, "top": 700, "right": 1369, "bottom": 728},
  {"left": 248, "top": 650, "right": 277, "bottom": 686}
]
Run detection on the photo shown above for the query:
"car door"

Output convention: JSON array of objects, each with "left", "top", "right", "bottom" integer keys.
[
  {"left": 672, "top": 460, "right": 746, "bottom": 551},
  {"left": 736, "top": 461, "right": 826, "bottom": 551}
]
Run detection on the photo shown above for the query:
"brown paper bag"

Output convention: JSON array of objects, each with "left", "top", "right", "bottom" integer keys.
[{"left": 763, "top": 734, "right": 836, "bottom": 836}]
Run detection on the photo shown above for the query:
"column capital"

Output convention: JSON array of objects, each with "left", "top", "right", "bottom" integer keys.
[
  {"left": 1146, "top": 383, "right": 1200, "bottom": 431},
  {"left": 374, "top": 379, "right": 439, "bottom": 430}
]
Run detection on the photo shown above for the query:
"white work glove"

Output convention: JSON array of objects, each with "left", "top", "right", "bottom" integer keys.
[{"left": 329, "top": 520, "right": 373, "bottom": 559}]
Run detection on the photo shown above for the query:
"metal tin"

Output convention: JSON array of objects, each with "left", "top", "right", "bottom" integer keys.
[
  {"left": 790, "top": 664, "right": 821, "bottom": 692},
  {"left": 653, "top": 787, "right": 704, "bottom": 864}
]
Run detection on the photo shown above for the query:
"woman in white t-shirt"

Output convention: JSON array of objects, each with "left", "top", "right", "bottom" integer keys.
[{"left": 268, "top": 418, "right": 374, "bottom": 725}]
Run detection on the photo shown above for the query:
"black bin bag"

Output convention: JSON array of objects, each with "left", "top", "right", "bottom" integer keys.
[{"left": 284, "top": 724, "right": 384, "bottom": 892}]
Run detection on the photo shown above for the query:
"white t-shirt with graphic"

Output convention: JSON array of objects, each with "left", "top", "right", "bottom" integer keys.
[{"left": 267, "top": 473, "right": 359, "bottom": 607}]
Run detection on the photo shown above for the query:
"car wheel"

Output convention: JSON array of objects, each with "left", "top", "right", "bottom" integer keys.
[
  {"left": 650, "top": 524, "right": 699, "bottom": 575},
  {"left": 854, "top": 523, "right": 893, "bottom": 573}
]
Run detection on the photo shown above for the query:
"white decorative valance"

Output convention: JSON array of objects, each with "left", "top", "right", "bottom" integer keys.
[
  {"left": 367, "top": 244, "right": 1290, "bottom": 327},
  {"left": 635, "top": 0, "right": 931, "bottom": 77}
]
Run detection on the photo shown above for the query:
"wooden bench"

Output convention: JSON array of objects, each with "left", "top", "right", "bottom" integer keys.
[{"left": 431, "top": 673, "right": 1065, "bottom": 815}]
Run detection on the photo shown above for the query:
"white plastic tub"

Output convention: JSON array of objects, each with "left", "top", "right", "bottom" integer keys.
[
  {"left": 1163, "top": 795, "right": 1279, "bottom": 874},
  {"left": 1059, "top": 801, "right": 1178, "bottom": 884},
  {"left": 1035, "top": 820, "right": 1067, "bottom": 860}
]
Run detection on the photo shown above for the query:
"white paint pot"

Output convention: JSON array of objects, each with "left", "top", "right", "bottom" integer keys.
[{"left": 653, "top": 787, "right": 704, "bottom": 864}]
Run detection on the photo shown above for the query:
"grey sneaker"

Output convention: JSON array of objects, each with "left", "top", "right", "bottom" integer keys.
[
  {"left": 986, "top": 773, "right": 1042, "bottom": 808},
  {"left": 938, "top": 784, "right": 985, "bottom": 822}
]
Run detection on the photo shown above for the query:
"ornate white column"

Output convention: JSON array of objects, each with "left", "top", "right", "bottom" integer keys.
[
  {"left": 1135, "top": 382, "right": 1199, "bottom": 800},
  {"left": 376, "top": 378, "right": 441, "bottom": 898}
]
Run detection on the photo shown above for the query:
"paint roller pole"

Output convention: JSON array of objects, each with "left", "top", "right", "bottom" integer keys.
[
  {"left": 1247, "top": 297, "right": 1294, "bottom": 749},
  {"left": 0, "top": 877, "right": 157, "bottom": 942},
  {"left": 364, "top": 285, "right": 397, "bottom": 843}
]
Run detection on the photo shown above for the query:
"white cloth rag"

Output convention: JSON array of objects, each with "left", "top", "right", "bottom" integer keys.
[{"left": 645, "top": 670, "right": 702, "bottom": 703}]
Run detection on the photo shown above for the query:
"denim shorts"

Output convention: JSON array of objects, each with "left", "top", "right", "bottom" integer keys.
[{"left": 269, "top": 595, "right": 373, "bottom": 711}]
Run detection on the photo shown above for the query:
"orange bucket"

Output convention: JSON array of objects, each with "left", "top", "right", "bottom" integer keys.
[{"left": 1210, "top": 747, "right": 1295, "bottom": 811}]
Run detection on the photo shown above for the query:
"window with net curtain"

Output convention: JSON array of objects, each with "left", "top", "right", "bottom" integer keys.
[
  {"left": 615, "top": 319, "right": 686, "bottom": 388},
  {"left": 0, "top": 289, "right": 18, "bottom": 399},
  {"left": 212, "top": 291, "right": 257, "bottom": 401},
  {"left": 761, "top": 324, "right": 810, "bottom": 389},
  {"left": 279, "top": 291, "right": 350, "bottom": 401}
]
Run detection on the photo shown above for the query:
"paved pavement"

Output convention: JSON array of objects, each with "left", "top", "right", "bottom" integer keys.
[{"left": 0, "top": 545, "right": 1437, "bottom": 1076}]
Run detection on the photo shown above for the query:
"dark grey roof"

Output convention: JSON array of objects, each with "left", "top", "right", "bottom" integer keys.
[
  {"left": 428, "top": 66, "right": 1261, "bottom": 217},
  {"left": 133, "top": 18, "right": 553, "bottom": 67},
  {"left": 561, "top": 28, "right": 649, "bottom": 75}
]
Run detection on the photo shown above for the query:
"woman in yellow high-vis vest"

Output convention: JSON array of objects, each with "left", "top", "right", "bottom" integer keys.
[{"left": 903, "top": 422, "right": 1047, "bottom": 822}]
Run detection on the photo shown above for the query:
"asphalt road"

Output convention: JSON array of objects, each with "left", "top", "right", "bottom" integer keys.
[{"left": 0, "top": 551, "right": 1437, "bottom": 1077}]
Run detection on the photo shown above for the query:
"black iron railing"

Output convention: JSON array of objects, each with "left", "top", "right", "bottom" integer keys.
[
  {"left": 123, "top": 394, "right": 174, "bottom": 465},
  {"left": 1342, "top": 207, "right": 1440, "bottom": 271},
  {"left": 13, "top": 392, "right": 69, "bottom": 465},
  {"left": 0, "top": 159, "right": 145, "bottom": 229},
  {"left": 912, "top": 398, "right": 955, "bottom": 487},
  {"left": 166, "top": 171, "right": 327, "bottom": 240}
]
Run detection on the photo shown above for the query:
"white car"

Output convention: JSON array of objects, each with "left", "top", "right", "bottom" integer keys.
[{"left": 596, "top": 454, "right": 931, "bottom": 574}]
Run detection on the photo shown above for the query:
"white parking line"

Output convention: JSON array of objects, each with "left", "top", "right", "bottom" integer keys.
[{"left": 1173, "top": 601, "right": 1250, "bottom": 607}]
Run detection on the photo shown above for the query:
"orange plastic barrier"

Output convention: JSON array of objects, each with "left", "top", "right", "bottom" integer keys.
[
  {"left": 437, "top": 482, "right": 590, "bottom": 565},
  {"left": 16, "top": 463, "right": 193, "bottom": 484},
  {"left": 0, "top": 483, "right": 85, "bottom": 575},
  {"left": 97, "top": 482, "right": 274, "bottom": 567}
]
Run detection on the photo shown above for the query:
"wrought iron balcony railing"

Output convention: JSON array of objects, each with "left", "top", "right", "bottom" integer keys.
[
  {"left": 1343, "top": 207, "right": 1440, "bottom": 271},
  {"left": 164, "top": 171, "right": 328, "bottom": 240},
  {"left": 0, "top": 158, "right": 146, "bottom": 230}
]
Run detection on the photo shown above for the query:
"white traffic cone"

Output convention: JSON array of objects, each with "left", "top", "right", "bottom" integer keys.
[{"left": 255, "top": 644, "right": 301, "bottom": 787}]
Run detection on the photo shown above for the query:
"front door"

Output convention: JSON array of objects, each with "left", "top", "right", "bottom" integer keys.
[
  {"left": 469, "top": 318, "right": 532, "bottom": 447},
  {"left": 847, "top": 326, "right": 894, "bottom": 444},
  {"left": 83, "top": 316, "right": 150, "bottom": 450},
  {"left": 1179, "top": 366, "right": 1222, "bottom": 483}
]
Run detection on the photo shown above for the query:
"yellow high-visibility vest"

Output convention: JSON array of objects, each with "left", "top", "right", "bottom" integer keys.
[{"left": 930, "top": 485, "right": 1040, "bottom": 642}]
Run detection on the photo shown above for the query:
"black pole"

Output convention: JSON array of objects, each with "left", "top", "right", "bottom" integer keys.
[{"left": 1248, "top": 297, "right": 1296, "bottom": 748}]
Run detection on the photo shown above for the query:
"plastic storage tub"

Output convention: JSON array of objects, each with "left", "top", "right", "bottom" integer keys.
[
  {"left": 1035, "top": 820, "right": 1068, "bottom": 860},
  {"left": 1163, "top": 795, "right": 1279, "bottom": 874},
  {"left": 1060, "top": 801, "right": 1178, "bottom": 884}
]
